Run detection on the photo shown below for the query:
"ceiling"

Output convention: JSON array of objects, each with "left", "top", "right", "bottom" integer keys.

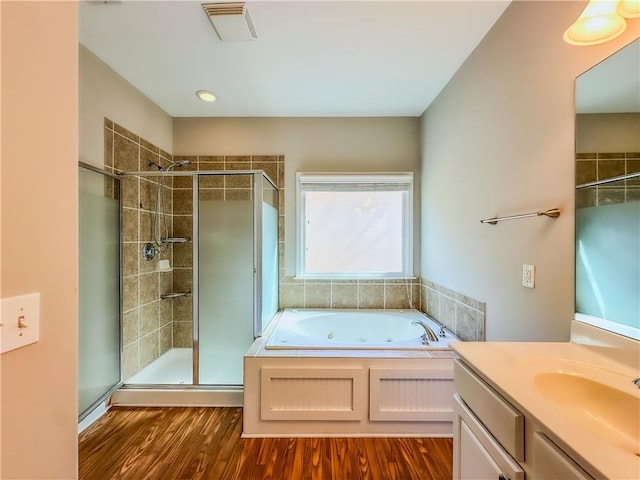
[{"left": 80, "top": 1, "right": 511, "bottom": 117}]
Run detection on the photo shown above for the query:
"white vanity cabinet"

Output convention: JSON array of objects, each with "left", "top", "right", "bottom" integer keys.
[
  {"left": 453, "top": 358, "right": 595, "bottom": 480},
  {"left": 453, "top": 360, "right": 524, "bottom": 480}
]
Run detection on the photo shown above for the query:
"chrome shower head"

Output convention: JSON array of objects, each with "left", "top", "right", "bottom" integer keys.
[{"left": 166, "top": 160, "right": 191, "bottom": 171}]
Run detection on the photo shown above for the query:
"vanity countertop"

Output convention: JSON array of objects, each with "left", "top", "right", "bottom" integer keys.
[{"left": 451, "top": 341, "right": 640, "bottom": 479}]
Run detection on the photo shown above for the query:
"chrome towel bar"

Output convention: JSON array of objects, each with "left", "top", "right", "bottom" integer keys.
[{"left": 480, "top": 208, "right": 561, "bottom": 225}]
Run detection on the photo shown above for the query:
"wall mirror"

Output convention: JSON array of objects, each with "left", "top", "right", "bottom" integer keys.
[{"left": 574, "top": 38, "right": 640, "bottom": 340}]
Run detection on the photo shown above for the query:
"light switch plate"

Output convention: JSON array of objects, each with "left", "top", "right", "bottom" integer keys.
[
  {"left": 522, "top": 264, "right": 535, "bottom": 288},
  {"left": 1, "top": 293, "right": 40, "bottom": 354}
]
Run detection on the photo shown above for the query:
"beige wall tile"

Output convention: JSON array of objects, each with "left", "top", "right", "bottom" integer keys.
[
  {"left": 173, "top": 296, "right": 192, "bottom": 322},
  {"left": 139, "top": 332, "right": 160, "bottom": 368},
  {"left": 122, "top": 275, "right": 139, "bottom": 312},
  {"left": 331, "top": 284, "right": 358, "bottom": 308},
  {"left": 160, "top": 325, "right": 172, "bottom": 354},
  {"left": 122, "top": 343, "right": 139, "bottom": 380},
  {"left": 114, "top": 133, "right": 139, "bottom": 171},
  {"left": 139, "top": 272, "right": 159, "bottom": 305},
  {"left": 225, "top": 172, "right": 252, "bottom": 188},
  {"left": 358, "top": 284, "right": 384, "bottom": 309},
  {"left": 173, "top": 322, "right": 193, "bottom": 348},
  {"left": 199, "top": 175, "right": 224, "bottom": 188},
  {"left": 173, "top": 242, "right": 192, "bottom": 268},
  {"left": 225, "top": 189, "right": 252, "bottom": 201},
  {"left": 173, "top": 189, "right": 193, "bottom": 215},
  {"left": 114, "top": 123, "right": 139, "bottom": 144},
  {"left": 121, "top": 176, "right": 139, "bottom": 209},
  {"left": 173, "top": 215, "right": 193, "bottom": 238},
  {"left": 455, "top": 304, "right": 478, "bottom": 341},
  {"left": 425, "top": 288, "right": 440, "bottom": 320},
  {"left": 121, "top": 207, "right": 138, "bottom": 242},
  {"left": 122, "top": 310, "right": 138, "bottom": 347},
  {"left": 173, "top": 268, "right": 192, "bottom": 292},
  {"left": 140, "top": 300, "right": 159, "bottom": 336},
  {"left": 439, "top": 295, "right": 456, "bottom": 327},
  {"left": 279, "top": 283, "right": 304, "bottom": 308},
  {"left": 160, "top": 297, "right": 173, "bottom": 327},
  {"left": 122, "top": 243, "right": 138, "bottom": 277},
  {"left": 384, "top": 284, "right": 411, "bottom": 309},
  {"left": 304, "top": 283, "right": 331, "bottom": 308}
]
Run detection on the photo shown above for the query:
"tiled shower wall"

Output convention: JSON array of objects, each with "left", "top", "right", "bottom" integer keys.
[
  {"left": 105, "top": 119, "right": 175, "bottom": 379},
  {"left": 576, "top": 152, "right": 640, "bottom": 208}
]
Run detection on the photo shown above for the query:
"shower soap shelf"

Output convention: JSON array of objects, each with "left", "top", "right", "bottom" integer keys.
[
  {"left": 165, "top": 237, "right": 189, "bottom": 243},
  {"left": 160, "top": 292, "right": 191, "bottom": 300}
]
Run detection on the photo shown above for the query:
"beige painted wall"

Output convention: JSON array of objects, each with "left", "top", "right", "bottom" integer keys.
[
  {"left": 174, "top": 117, "right": 422, "bottom": 274},
  {"left": 576, "top": 113, "right": 640, "bottom": 152},
  {"left": 1, "top": 2, "right": 78, "bottom": 478},
  {"left": 420, "top": 0, "right": 639, "bottom": 341},
  {"left": 79, "top": 45, "right": 173, "bottom": 168}
]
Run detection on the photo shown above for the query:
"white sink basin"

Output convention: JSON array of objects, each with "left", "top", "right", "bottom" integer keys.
[{"left": 534, "top": 372, "right": 640, "bottom": 453}]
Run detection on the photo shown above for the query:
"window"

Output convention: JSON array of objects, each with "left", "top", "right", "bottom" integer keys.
[{"left": 296, "top": 173, "right": 413, "bottom": 279}]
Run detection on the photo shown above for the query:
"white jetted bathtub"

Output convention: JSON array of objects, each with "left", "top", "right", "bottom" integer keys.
[
  {"left": 244, "top": 309, "right": 460, "bottom": 437},
  {"left": 266, "top": 309, "right": 456, "bottom": 350}
]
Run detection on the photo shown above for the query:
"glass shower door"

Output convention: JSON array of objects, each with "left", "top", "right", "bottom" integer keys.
[
  {"left": 78, "top": 166, "right": 121, "bottom": 419},
  {"left": 196, "top": 174, "right": 255, "bottom": 385},
  {"left": 260, "top": 176, "right": 279, "bottom": 333}
]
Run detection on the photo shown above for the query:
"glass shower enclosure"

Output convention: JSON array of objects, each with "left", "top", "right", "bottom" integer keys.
[
  {"left": 78, "top": 164, "right": 122, "bottom": 420},
  {"left": 120, "top": 169, "right": 279, "bottom": 387}
]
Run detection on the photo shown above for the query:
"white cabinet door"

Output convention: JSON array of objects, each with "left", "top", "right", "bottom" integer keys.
[
  {"left": 460, "top": 420, "right": 504, "bottom": 479},
  {"left": 453, "top": 395, "right": 524, "bottom": 480},
  {"left": 533, "top": 433, "right": 593, "bottom": 480}
]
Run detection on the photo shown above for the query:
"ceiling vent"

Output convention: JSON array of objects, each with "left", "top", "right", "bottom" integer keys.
[{"left": 202, "top": 2, "right": 257, "bottom": 41}]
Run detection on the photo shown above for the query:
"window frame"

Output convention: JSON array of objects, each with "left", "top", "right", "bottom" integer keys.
[{"left": 296, "top": 172, "right": 414, "bottom": 280}]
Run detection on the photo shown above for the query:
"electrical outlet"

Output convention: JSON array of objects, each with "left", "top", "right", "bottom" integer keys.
[{"left": 522, "top": 264, "right": 535, "bottom": 288}]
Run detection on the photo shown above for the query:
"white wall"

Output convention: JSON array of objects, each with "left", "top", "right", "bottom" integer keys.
[
  {"left": 79, "top": 45, "right": 173, "bottom": 167},
  {"left": 420, "top": 0, "right": 639, "bottom": 341},
  {"left": 173, "top": 117, "right": 422, "bottom": 274},
  {"left": 1, "top": 2, "right": 78, "bottom": 478}
]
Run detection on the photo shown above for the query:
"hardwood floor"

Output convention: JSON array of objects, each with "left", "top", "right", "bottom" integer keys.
[{"left": 79, "top": 407, "right": 453, "bottom": 480}]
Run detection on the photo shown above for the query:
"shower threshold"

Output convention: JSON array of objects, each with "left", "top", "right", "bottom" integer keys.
[{"left": 111, "top": 348, "right": 243, "bottom": 407}]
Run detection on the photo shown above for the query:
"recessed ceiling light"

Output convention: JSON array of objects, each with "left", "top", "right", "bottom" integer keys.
[{"left": 196, "top": 90, "right": 217, "bottom": 102}]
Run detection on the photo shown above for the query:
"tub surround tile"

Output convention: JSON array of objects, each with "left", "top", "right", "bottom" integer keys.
[
  {"left": 418, "top": 277, "right": 486, "bottom": 342},
  {"left": 304, "top": 283, "right": 331, "bottom": 308},
  {"left": 331, "top": 284, "right": 358, "bottom": 308},
  {"left": 280, "top": 283, "right": 304, "bottom": 309},
  {"left": 384, "top": 284, "right": 411, "bottom": 309},
  {"left": 358, "top": 284, "right": 384, "bottom": 309}
]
